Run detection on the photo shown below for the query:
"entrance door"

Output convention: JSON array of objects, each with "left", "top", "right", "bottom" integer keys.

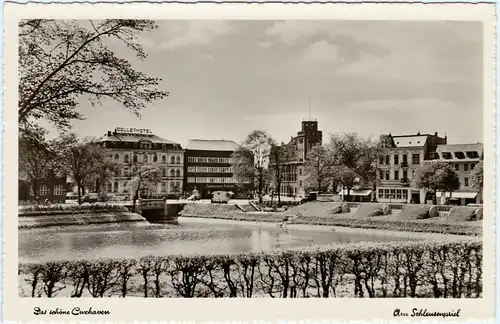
[{"left": 411, "top": 193, "right": 420, "bottom": 204}]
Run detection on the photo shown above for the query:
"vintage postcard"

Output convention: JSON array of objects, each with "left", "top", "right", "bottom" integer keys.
[{"left": 2, "top": 1, "right": 496, "bottom": 323}]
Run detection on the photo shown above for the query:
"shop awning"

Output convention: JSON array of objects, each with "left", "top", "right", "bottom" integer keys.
[
  {"left": 436, "top": 192, "right": 478, "bottom": 199},
  {"left": 341, "top": 189, "right": 372, "bottom": 196}
]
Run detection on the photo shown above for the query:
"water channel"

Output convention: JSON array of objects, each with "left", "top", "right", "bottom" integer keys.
[{"left": 19, "top": 217, "right": 424, "bottom": 263}]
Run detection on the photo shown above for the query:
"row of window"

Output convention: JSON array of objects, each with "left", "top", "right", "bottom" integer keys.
[
  {"left": 454, "top": 163, "right": 477, "bottom": 172},
  {"left": 112, "top": 153, "right": 182, "bottom": 164},
  {"left": 115, "top": 168, "right": 182, "bottom": 178},
  {"left": 108, "top": 181, "right": 182, "bottom": 194},
  {"left": 378, "top": 188, "right": 409, "bottom": 200},
  {"left": 187, "top": 167, "right": 233, "bottom": 173},
  {"left": 30, "top": 185, "right": 65, "bottom": 196},
  {"left": 187, "top": 157, "right": 232, "bottom": 164},
  {"left": 442, "top": 151, "right": 480, "bottom": 160},
  {"left": 379, "top": 169, "right": 414, "bottom": 181},
  {"left": 187, "top": 177, "right": 252, "bottom": 184},
  {"left": 379, "top": 154, "right": 420, "bottom": 166}
]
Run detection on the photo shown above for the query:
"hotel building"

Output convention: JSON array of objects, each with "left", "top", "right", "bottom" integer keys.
[
  {"left": 278, "top": 119, "right": 323, "bottom": 198},
  {"left": 183, "top": 139, "right": 253, "bottom": 198},
  {"left": 376, "top": 132, "right": 447, "bottom": 204},
  {"left": 99, "top": 127, "right": 184, "bottom": 198},
  {"left": 432, "top": 143, "right": 483, "bottom": 205}
]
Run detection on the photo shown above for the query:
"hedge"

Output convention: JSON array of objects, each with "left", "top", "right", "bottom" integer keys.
[
  {"left": 19, "top": 204, "right": 128, "bottom": 217},
  {"left": 19, "top": 239, "right": 482, "bottom": 298}
]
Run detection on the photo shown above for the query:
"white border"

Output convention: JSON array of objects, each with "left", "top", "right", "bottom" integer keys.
[{"left": 3, "top": 2, "right": 496, "bottom": 322}]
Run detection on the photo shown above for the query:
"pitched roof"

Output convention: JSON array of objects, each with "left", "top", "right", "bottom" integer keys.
[
  {"left": 186, "top": 139, "right": 240, "bottom": 151},
  {"left": 437, "top": 143, "right": 483, "bottom": 154},
  {"left": 101, "top": 133, "right": 178, "bottom": 145},
  {"left": 392, "top": 135, "right": 428, "bottom": 148}
]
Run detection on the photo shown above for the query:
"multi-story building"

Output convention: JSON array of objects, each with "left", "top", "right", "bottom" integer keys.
[
  {"left": 184, "top": 139, "right": 253, "bottom": 198},
  {"left": 376, "top": 132, "right": 447, "bottom": 204},
  {"left": 432, "top": 143, "right": 483, "bottom": 205},
  {"left": 99, "top": 127, "right": 184, "bottom": 198},
  {"left": 18, "top": 170, "right": 69, "bottom": 203},
  {"left": 279, "top": 119, "right": 323, "bottom": 198}
]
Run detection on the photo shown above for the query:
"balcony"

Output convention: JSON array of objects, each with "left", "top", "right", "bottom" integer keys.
[
  {"left": 400, "top": 178, "right": 410, "bottom": 187},
  {"left": 401, "top": 161, "right": 409, "bottom": 168}
]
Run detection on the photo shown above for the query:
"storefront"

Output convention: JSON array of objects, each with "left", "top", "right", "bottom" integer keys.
[{"left": 436, "top": 191, "right": 480, "bottom": 206}]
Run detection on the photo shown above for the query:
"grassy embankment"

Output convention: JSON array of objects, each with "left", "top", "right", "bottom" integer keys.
[{"left": 180, "top": 202, "right": 482, "bottom": 236}]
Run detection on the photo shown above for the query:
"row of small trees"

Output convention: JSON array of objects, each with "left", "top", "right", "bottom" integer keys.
[
  {"left": 231, "top": 130, "right": 484, "bottom": 205},
  {"left": 19, "top": 130, "right": 162, "bottom": 210}
]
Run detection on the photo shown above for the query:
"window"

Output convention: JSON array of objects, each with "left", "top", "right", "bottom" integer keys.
[
  {"left": 299, "top": 168, "right": 303, "bottom": 175},
  {"left": 170, "top": 169, "right": 175, "bottom": 177},
  {"left": 394, "top": 170, "right": 399, "bottom": 180},
  {"left": 379, "top": 156, "right": 384, "bottom": 165},
  {"left": 464, "top": 177, "right": 469, "bottom": 187},
  {"left": 124, "top": 154, "right": 129, "bottom": 163},
  {"left": 412, "top": 154, "right": 420, "bottom": 165},
  {"left": 161, "top": 182, "right": 166, "bottom": 193},
  {"left": 114, "top": 154, "right": 119, "bottom": 161},
  {"left": 162, "top": 168, "right": 166, "bottom": 177},
  {"left": 133, "top": 155, "right": 138, "bottom": 163},
  {"left": 379, "top": 170, "right": 384, "bottom": 180},
  {"left": 385, "top": 171, "right": 390, "bottom": 180},
  {"left": 124, "top": 167, "right": 130, "bottom": 177},
  {"left": 187, "top": 177, "right": 196, "bottom": 183},
  {"left": 403, "top": 170, "right": 408, "bottom": 180},
  {"left": 471, "top": 163, "right": 476, "bottom": 170},
  {"left": 175, "top": 182, "right": 181, "bottom": 192},
  {"left": 153, "top": 155, "right": 158, "bottom": 163},
  {"left": 188, "top": 167, "right": 196, "bottom": 172},
  {"left": 299, "top": 181, "right": 302, "bottom": 187},
  {"left": 402, "top": 154, "right": 408, "bottom": 163},
  {"left": 175, "top": 169, "right": 181, "bottom": 177},
  {"left": 162, "top": 155, "right": 166, "bottom": 163},
  {"left": 455, "top": 164, "right": 459, "bottom": 171},
  {"left": 53, "top": 185, "right": 64, "bottom": 196},
  {"left": 412, "top": 170, "right": 415, "bottom": 178},
  {"left": 385, "top": 155, "right": 390, "bottom": 165},
  {"left": 171, "top": 156, "right": 175, "bottom": 164},
  {"left": 176, "top": 156, "right": 181, "bottom": 164},
  {"left": 394, "top": 155, "right": 399, "bottom": 165},
  {"left": 143, "top": 154, "right": 148, "bottom": 163},
  {"left": 464, "top": 164, "right": 469, "bottom": 172}
]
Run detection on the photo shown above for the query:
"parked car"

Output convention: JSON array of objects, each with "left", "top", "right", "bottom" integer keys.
[
  {"left": 82, "top": 193, "right": 99, "bottom": 203},
  {"left": 211, "top": 191, "right": 231, "bottom": 204},
  {"left": 300, "top": 191, "right": 318, "bottom": 204}
]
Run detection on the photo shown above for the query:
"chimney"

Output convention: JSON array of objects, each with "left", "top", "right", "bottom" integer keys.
[
  {"left": 417, "top": 131, "right": 420, "bottom": 135},
  {"left": 435, "top": 132, "right": 438, "bottom": 136},
  {"left": 107, "top": 131, "right": 111, "bottom": 136}
]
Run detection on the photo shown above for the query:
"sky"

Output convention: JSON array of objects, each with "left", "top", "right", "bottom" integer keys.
[{"left": 49, "top": 20, "right": 484, "bottom": 146}]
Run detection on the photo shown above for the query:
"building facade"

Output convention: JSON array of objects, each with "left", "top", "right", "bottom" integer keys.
[
  {"left": 432, "top": 143, "right": 483, "bottom": 205},
  {"left": 19, "top": 170, "right": 69, "bottom": 203},
  {"left": 99, "top": 127, "right": 184, "bottom": 198},
  {"left": 376, "top": 132, "right": 447, "bottom": 204},
  {"left": 279, "top": 120, "right": 323, "bottom": 198},
  {"left": 183, "top": 139, "right": 252, "bottom": 198}
]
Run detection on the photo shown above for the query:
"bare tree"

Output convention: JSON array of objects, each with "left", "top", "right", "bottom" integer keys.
[
  {"left": 303, "top": 144, "right": 335, "bottom": 194},
  {"left": 269, "top": 141, "right": 294, "bottom": 206},
  {"left": 19, "top": 19, "right": 168, "bottom": 136},
  {"left": 232, "top": 130, "right": 273, "bottom": 204},
  {"left": 127, "top": 164, "right": 162, "bottom": 213}
]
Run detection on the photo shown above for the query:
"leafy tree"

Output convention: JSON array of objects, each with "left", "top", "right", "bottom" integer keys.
[
  {"left": 55, "top": 133, "right": 112, "bottom": 204},
  {"left": 19, "top": 128, "right": 59, "bottom": 203},
  {"left": 328, "top": 133, "right": 380, "bottom": 201},
  {"left": 19, "top": 19, "right": 168, "bottom": 134},
  {"left": 232, "top": 130, "right": 273, "bottom": 204},
  {"left": 413, "top": 161, "right": 460, "bottom": 204},
  {"left": 269, "top": 141, "right": 294, "bottom": 206},
  {"left": 127, "top": 164, "right": 162, "bottom": 213},
  {"left": 471, "top": 160, "right": 484, "bottom": 192},
  {"left": 303, "top": 144, "right": 335, "bottom": 194}
]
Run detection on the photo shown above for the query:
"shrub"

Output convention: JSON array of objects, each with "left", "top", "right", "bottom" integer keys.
[
  {"left": 447, "top": 207, "right": 482, "bottom": 222},
  {"left": 18, "top": 203, "right": 129, "bottom": 216},
  {"left": 19, "top": 239, "right": 482, "bottom": 298}
]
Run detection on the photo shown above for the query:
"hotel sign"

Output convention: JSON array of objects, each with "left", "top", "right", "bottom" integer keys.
[{"left": 115, "top": 127, "right": 153, "bottom": 135}]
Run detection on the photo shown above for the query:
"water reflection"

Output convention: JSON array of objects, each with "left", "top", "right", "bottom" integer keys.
[{"left": 19, "top": 218, "right": 419, "bottom": 263}]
